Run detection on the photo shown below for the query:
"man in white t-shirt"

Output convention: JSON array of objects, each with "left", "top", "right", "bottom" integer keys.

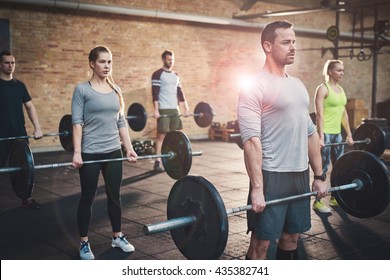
[
  {"left": 237, "top": 21, "right": 327, "bottom": 260},
  {"left": 151, "top": 50, "right": 190, "bottom": 172}
]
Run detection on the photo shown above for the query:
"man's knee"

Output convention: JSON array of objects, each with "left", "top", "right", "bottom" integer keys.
[
  {"left": 247, "top": 233, "right": 271, "bottom": 260},
  {"left": 275, "top": 233, "right": 300, "bottom": 260},
  {"left": 278, "top": 232, "right": 299, "bottom": 250}
]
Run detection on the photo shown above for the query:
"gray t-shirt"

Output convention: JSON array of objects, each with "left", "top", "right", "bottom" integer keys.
[
  {"left": 152, "top": 69, "right": 184, "bottom": 109},
  {"left": 71, "top": 82, "right": 126, "bottom": 154},
  {"left": 237, "top": 70, "right": 316, "bottom": 172}
]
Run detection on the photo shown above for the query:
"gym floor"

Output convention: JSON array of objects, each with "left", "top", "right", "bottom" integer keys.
[{"left": 1, "top": 140, "right": 389, "bottom": 260}]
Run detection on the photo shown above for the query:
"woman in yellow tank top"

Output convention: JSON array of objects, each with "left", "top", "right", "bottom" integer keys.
[{"left": 313, "top": 59, "right": 354, "bottom": 213}]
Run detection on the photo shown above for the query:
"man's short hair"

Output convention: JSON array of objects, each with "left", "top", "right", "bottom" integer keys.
[
  {"left": 0, "top": 50, "right": 13, "bottom": 61},
  {"left": 261, "top": 21, "right": 294, "bottom": 51},
  {"left": 162, "top": 50, "right": 174, "bottom": 59}
]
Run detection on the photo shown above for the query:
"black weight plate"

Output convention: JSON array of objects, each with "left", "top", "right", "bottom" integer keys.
[
  {"left": 194, "top": 102, "right": 214, "bottom": 128},
  {"left": 8, "top": 140, "right": 35, "bottom": 199},
  {"left": 167, "top": 176, "right": 229, "bottom": 260},
  {"left": 127, "top": 103, "right": 147, "bottom": 132},
  {"left": 59, "top": 114, "right": 74, "bottom": 152},
  {"left": 162, "top": 131, "right": 192, "bottom": 179},
  {"left": 331, "top": 150, "right": 390, "bottom": 218},
  {"left": 353, "top": 123, "right": 386, "bottom": 156}
]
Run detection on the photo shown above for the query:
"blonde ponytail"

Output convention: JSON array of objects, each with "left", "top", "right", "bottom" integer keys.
[{"left": 106, "top": 75, "right": 125, "bottom": 117}]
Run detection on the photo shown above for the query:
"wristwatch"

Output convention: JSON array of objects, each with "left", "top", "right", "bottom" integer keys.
[{"left": 314, "top": 173, "right": 326, "bottom": 181}]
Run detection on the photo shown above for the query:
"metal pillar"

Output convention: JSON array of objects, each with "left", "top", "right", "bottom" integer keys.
[{"left": 371, "top": 5, "right": 379, "bottom": 117}]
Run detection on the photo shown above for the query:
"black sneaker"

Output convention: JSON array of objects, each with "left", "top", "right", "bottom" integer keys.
[
  {"left": 21, "top": 198, "right": 41, "bottom": 210},
  {"left": 153, "top": 161, "right": 164, "bottom": 172}
]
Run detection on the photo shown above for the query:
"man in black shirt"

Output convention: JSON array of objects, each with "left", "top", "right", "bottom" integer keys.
[{"left": 0, "top": 50, "right": 43, "bottom": 209}]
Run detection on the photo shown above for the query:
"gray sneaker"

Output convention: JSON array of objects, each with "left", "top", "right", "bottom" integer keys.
[
  {"left": 79, "top": 241, "right": 95, "bottom": 260},
  {"left": 111, "top": 235, "right": 135, "bottom": 252}
]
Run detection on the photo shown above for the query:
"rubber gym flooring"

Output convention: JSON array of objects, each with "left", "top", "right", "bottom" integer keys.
[{"left": 0, "top": 140, "right": 389, "bottom": 260}]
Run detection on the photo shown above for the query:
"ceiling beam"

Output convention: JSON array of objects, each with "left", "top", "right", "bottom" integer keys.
[{"left": 234, "top": 0, "right": 390, "bottom": 19}]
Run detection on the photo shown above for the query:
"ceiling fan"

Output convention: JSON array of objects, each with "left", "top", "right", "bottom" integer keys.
[{"left": 234, "top": 0, "right": 389, "bottom": 19}]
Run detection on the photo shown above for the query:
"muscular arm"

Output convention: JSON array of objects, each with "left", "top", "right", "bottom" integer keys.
[
  {"left": 243, "top": 137, "right": 265, "bottom": 213},
  {"left": 308, "top": 132, "right": 327, "bottom": 198},
  {"left": 308, "top": 132, "right": 323, "bottom": 176},
  {"left": 24, "top": 101, "right": 42, "bottom": 138},
  {"left": 314, "top": 84, "right": 327, "bottom": 147}
]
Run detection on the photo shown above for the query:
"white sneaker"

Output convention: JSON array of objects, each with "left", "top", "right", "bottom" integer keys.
[
  {"left": 79, "top": 241, "right": 95, "bottom": 260},
  {"left": 111, "top": 234, "right": 135, "bottom": 252}
]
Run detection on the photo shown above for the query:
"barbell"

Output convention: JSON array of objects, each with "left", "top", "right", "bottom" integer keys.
[
  {"left": 143, "top": 150, "right": 390, "bottom": 259},
  {"left": 230, "top": 122, "right": 390, "bottom": 156},
  {"left": 126, "top": 102, "right": 215, "bottom": 131},
  {"left": 0, "top": 131, "right": 69, "bottom": 142},
  {"left": 1, "top": 131, "right": 201, "bottom": 199},
  {"left": 0, "top": 115, "right": 74, "bottom": 152}
]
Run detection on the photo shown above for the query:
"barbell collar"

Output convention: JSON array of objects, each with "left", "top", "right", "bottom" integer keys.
[
  {"left": 229, "top": 133, "right": 241, "bottom": 138},
  {"left": 144, "top": 215, "right": 197, "bottom": 235},
  {"left": 125, "top": 116, "right": 138, "bottom": 120}
]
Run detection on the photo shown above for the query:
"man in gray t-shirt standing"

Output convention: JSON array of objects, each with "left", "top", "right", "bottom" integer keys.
[
  {"left": 151, "top": 50, "right": 190, "bottom": 172},
  {"left": 237, "top": 21, "right": 327, "bottom": 260}
]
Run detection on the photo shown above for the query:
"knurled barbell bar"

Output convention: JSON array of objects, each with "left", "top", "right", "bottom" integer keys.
[
  {"left": 0, "top": 131, "right": 70, "bottom": 142},
  {"left": 143, "top": 150, "right": 390, "bottom": 259},
  {"left": 0, "top": 115, "right": 74, "bottom": 152},
  {"left": 230, "top": 122, "right": 390, "bottom": 156},
  {"left": 1, "top": 131, "right": 202, "bottom": 199},
  {"left": 126, "top": 102, "right": 215, "bottom": 131}
]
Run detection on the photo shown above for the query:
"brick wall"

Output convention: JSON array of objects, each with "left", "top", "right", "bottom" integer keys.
[{"left": 0, "top": 0, "right": 389, "bottom": 150}]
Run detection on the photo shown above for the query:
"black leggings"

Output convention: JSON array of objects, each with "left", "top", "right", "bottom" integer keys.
[{"left": 77, "top": 149, "right": 123, "bottom": 237}]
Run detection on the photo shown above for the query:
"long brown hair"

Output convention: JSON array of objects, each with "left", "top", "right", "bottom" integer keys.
[{"left": 88, "top": 46, "right": 125, "bottom": 116}]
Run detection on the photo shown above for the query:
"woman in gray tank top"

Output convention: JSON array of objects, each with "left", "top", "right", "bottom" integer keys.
[{"left": 71, "top": 46, "right": 138, "bottom": 260}]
